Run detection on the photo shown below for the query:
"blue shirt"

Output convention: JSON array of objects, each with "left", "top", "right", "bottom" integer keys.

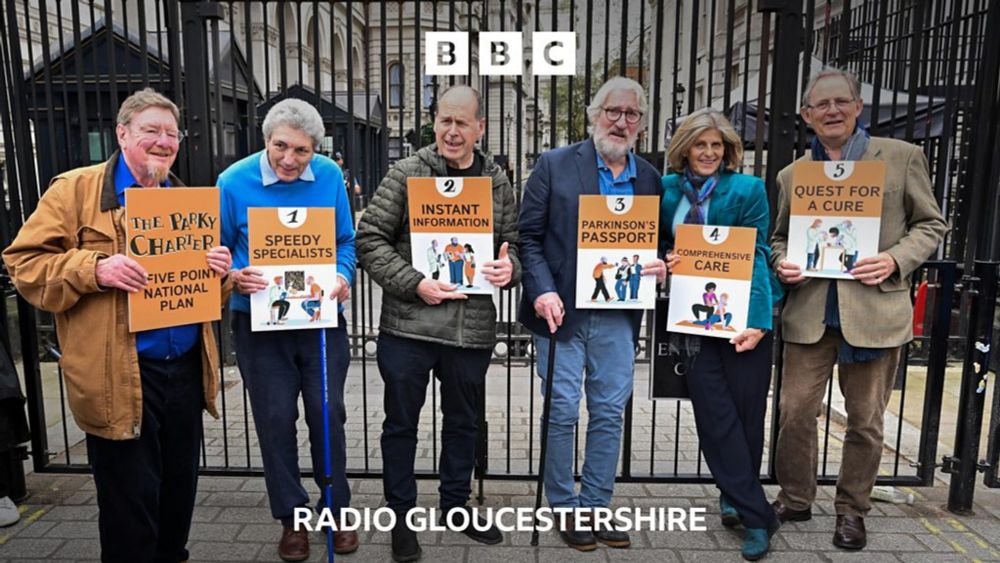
[
  {"left": 115, "top": 155, "right": 200, "bottom": 360},
  {"left": 596, "top": 151, "right": 637, "bottom": 196},
  {"left": 218, "top": 150, "right": 357, "bottom": 314}
]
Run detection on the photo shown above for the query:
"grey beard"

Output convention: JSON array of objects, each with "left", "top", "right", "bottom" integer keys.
[
  {"left": 147, "top": 164, "right": 170, "bottom": 184},
  {"left": 594, "top": 135, "right": 633, "bottom": 162}
]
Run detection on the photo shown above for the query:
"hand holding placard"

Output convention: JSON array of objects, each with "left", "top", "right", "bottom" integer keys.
[
  {"left": 96, "top": 254, "right": 148, "bottom": 292},
  {"left": 206, "top": 246, "right": 232, "bottom": 276},
  {"left": 482, "top": 242, "right": 513, "bottom": 286}
]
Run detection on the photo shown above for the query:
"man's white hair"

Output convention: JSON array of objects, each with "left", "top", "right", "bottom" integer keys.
[
  {"left": 262, "top": 98, "right": 325, "bottom": 148},
  {"left": 586, "top": 76, "right": 648, "bottom": 129}
]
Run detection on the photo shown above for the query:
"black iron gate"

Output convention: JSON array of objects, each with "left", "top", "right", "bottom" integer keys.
[{"left": 0, "top": 1, "right": 995, "bottom": 497}]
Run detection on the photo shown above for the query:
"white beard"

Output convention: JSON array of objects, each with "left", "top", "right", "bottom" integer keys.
[{"left": 593, "top": 129, "right": 637, "bottom": 162}]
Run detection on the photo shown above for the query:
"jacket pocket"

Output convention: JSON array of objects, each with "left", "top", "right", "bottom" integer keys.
[
  {"left": 878, "top": 273, "right": 910, "bottom": 293},
  {"left": 57, "top": 302, "right": 113, "bottom": 430},
  {"left": 77, "top": 225, "right": 114, "bottom": 255}
]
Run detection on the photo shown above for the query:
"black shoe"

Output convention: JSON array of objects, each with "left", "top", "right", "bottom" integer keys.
[
  {"left": 559, "top": 520, "right": 598, "bottom": 552},
  {"left": 439, "top": 506, "right": 503, "bottom": 545},
  {"left": 391, "top": 521, "right": 421, "bottom": 562}
]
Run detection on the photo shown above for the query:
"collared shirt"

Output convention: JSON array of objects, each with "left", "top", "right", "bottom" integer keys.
[
  {"left": 115, "top": 155, "right": 200, "bottom": 360},
  {"left": 596, "top": 151, "right": 637, "bottom": 196},
  {"left": 259, "top": 151, "right": 315, "bottom": 186}
]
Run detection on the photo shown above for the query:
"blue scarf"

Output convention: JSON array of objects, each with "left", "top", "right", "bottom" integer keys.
[
  {"left": 812, "top": 127, "right": 883, "bottom": 365},
  {"left": 681, "top": 168, "right": 719, "bottom": 225}
]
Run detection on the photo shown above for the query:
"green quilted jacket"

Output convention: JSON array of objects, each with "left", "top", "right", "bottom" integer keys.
[{"left": 356, "top": 144, "right": 521, "bottom": 349}]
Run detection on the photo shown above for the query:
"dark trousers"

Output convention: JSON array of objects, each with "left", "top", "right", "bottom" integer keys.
[
  {"left": 692, "top": 304, "right": 715, "bottom": 320},
  {"left": 377, "top": 332, "right": 491, "bottom": 514},
  {"left": 232, "top": 311, "right": 351, "bottom": 526},
  {"left": 591, "top": 278, "right": 610, "bottom": 300},
  {"left": 685, "top": 333, "right": 776, "bottom": 529},
  {"left": 86, "top": 346, "right": 203, "bottom": 563}
]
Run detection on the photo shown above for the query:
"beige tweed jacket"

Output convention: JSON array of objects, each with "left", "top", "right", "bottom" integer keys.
[{"left": 770, "top": 136, "right": 948, "bottom": 348}]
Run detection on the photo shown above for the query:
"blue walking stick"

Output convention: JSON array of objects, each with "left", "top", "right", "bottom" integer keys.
[
  {"left": 531, "top": 334, "right": 558, "bottom": 546},
  {"left": 320, "top": 328, "right": 335, "bottom": 562}
]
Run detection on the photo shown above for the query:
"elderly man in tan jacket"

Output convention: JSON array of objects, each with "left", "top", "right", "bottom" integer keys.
[
  {"left": 769, "top": 67, "right": 947, "bottom": 551},
  {"left": 3, "top": 88, "right": 231, "bottom": 563}
]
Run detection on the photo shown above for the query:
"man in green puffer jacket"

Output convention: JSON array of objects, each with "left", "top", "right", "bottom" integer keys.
[{"left": 356, "top": 85, "right": 520, "bottom": 562}]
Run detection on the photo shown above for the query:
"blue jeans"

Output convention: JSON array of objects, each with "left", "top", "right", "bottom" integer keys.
[
  {"left": 629, "top": 276, "right": 641, "bottom": 300},
  {"left": 615, "top": 279, "right": 627, "bottom": 301},
  {"left": 448, "top": 260, "right": 463, "bottom": 284},
  {"left": 534, "top": 310, "right": 635, "bottom": 509},
  {"left": 232, "top": 311, "right": 351, "bottom": 526}
]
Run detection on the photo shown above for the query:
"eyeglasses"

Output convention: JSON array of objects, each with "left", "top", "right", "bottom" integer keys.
[
  {"left": 130, "top": 125, "right": 185, "bottom": 143},
  {"left": 602, "top": 107, "right": 643, "bottom": 124},
  {"left": 804, "top": 97, "right": 856, "bottom": 112}
]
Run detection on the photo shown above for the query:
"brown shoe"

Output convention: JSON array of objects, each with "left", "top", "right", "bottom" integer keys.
[
  {"left": 833, "top": 514, "right": 866, "bottom": 550},
  {"left": 771, "top": 500, "right": 812, "bottom": 523},
  {"left": 333, "top": 528, "right": 360, "bottom": 554},
  {"left": 278, "top": 526, "right": 309, "bottom": 562}
]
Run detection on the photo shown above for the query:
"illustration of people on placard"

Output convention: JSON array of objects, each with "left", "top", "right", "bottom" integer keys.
[
  {"left": 300, "top": 275, "right": 324, "bottom": 322},
  {"left": 427, "top": 239, "right": 445, "bottom": 280},
  {"left": 837, "top": 220, "right": 859, "bottom": 270},
  {"left": 444, "top": 236, "right": 464, "bottom": 285},
  {"left": 805, "top": 218, "right": 824, "bottom": 271},
  {"left": 267, "top": 275, "right": 291, "bottom": 325},
  {"left": 614, "top": 256, "right": 630, "bottom": 301},
  {"left": 590, "top": 256, "right": 616, "bottom": 302},
  {"left": 824, "top": 226, "right": 846, "bottom": 271},
  {"left": 691, "top": 281, "right": 718, "bottom": 323},
  {"left": 705, "top": 292, "right": 734, "bottom": 331},
  {"left": 628, "top": 254, "right": 643, "bottom": 300},
  {"left": 462, "top": 243, "right": 476, "bottom": 288}
]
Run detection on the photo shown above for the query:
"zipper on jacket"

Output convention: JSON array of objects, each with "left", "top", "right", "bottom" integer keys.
[
  {"left": 114, "top": 207, "right": 143, "bottom": 439},
  {"left": 457, "top": 300, "right": 465, "bottom": 347}
]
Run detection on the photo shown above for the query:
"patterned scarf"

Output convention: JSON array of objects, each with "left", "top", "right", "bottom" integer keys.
[
  {"left": 668, "top": 168, "right": 721, "bottom": 367},
  {"left": 813, "top": 126, "right": 883, "bottom": 365},
  {"left": 680, "top": 168, "right": 720, "bottom": 225}
]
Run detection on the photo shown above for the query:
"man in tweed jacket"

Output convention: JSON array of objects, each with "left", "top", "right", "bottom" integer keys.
[
  {"left": 769, "top": 67, "right": 947, "bottom": 550},
  {"left": 356, "top": 85, "right": 520, "bottom": 562}
]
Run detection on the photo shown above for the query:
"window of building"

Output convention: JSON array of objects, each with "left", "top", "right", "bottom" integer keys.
[
  {"left": 423, "top": 75, "right": 436, "bottom": 109},
  {"left": 389, "top": 62, "right": 403, "bottom": 108}
]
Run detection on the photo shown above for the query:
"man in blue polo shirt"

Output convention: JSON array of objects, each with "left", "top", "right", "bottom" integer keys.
[
  {"left": 218, "top": 98, "right": 358, "bottom": 562},
  {"left": 4, "top": 88, "right": 232, "bottom": 563}
]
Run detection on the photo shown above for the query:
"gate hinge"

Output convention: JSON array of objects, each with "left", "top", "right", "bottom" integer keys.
[{"left": 941, "top": 455, "right": 959, "bottom": 474}]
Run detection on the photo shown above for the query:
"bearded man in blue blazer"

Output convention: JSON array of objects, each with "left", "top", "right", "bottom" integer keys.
[{"left": 518, "top": 77, "right": 666, "bottom": 552}]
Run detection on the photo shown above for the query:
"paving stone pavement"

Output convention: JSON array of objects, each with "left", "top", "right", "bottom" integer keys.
[{"left": 3, "top": 472, "right": 1000, "bottom": 562}]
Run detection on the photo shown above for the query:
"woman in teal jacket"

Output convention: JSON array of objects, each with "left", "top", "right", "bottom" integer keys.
[{"left": 661, "top": 108, "right": 782, "bottom": 560}]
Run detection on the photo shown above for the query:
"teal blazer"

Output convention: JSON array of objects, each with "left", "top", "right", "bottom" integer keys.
[{"left": 660, "top": 170, "right": 782, "bottom": 330}]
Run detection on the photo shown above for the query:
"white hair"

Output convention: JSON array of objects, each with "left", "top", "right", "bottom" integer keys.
[
  {"left": 801, "top": 66, "right": 862, "bottom": 107},
  {"left": 262, "top": 98, "right": 325, "bottom": 148},
  {"left": 586, "top": 77, "right": 648, "bottom": 129}
]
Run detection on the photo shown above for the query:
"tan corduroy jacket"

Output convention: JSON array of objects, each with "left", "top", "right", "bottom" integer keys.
[
  {"left": 3, "top": 152, "right": 229, "bottom": 440},
  {"left": 770, "top": 137, "right": 948, "bottom": 348}
]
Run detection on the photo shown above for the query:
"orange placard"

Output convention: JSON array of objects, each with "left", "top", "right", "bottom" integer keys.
[
  {"left": 790, "top": 161, "right": 885, "bottom": 217},
  {"left": 577, "top": 195, "right": 660, "bottom": 249},
  {"left": 672, "top": 224, "right": 756, "bottom": 281},
  {"left": 407, "top": 177, "right": 493, "bottom": 234},
  {"left": 248, "top": 207, "right": 337, "bottom": 266},
  {"left": 126, "top": 187, "right": 221, "bottom": 332}
]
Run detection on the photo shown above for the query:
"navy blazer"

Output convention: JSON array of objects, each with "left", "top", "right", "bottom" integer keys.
[{"left": 518, "top": 139, "right": 661, "bottom": 341}]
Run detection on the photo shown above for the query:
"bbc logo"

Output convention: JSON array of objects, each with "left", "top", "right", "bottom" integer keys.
[{"left": 425, "top": 32, "right": 576, "bottom": 76}]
